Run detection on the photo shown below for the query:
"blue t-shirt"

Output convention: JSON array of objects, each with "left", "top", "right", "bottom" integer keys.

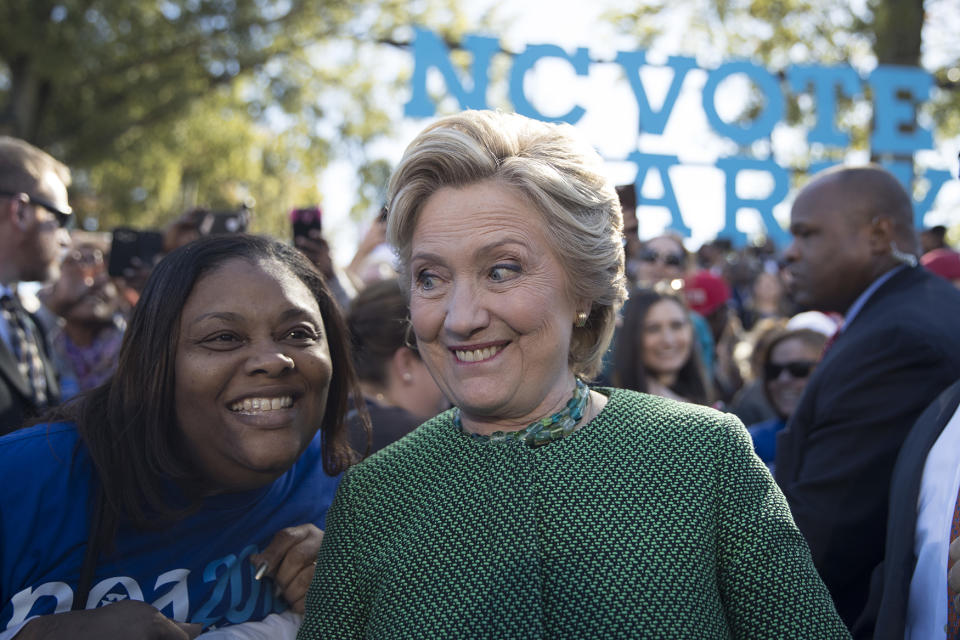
[
  {"left": 746, "top": 417, "right": 786, "bottom": 472},
  {"left": 0, "top": 422, "right": 340, "bottom": 634}
]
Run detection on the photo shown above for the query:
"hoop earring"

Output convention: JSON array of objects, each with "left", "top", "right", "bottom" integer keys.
[{"left": 575, "top": 311, "right": 588, "bottom": 328}]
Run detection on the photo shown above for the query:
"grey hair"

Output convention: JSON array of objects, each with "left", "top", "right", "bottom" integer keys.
[{"left": 386, "top": 110, "right": 627, "bottom": 378}]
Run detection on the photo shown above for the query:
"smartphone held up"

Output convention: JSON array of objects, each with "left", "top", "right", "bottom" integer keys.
[{"left": 291, "top": 206, "right": 323, "bottom": 244}]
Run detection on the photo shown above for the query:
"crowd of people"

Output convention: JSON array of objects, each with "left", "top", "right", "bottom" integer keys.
[{"left": 0, "top": 109, "right": 958, "bottom": 639}]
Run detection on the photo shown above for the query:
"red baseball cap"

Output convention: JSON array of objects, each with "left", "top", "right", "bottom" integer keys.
[
  {"left": 921, "top": 248, "right": 960, "bottom": 281},
  {"left": 684, "top": 270, "right": 731, "bottom": 316}
]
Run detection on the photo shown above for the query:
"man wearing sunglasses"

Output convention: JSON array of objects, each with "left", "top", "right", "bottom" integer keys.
[
  {"left": 775, "top": 164, "right": 960, "bottom": 632},
  {"left": 0, "top": 136, "right": 71, "bottom": 434}
]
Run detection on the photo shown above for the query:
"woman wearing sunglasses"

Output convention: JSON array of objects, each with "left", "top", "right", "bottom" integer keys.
[
  {"left": 747, "top": 326, "right": 828, "bottom": 471},
  {"left": 631, "top": 234, "right": 688, "bottom": 288}
]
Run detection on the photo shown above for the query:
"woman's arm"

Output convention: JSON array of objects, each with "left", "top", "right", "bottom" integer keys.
[
  {"left": 296, "top": 473, "right": 371, "bottom": 640},
  {"left": 14, "top": 601, "right": 201, "bottom": 640},
  {"left": 712, "top": 412, "right": 850, "bottom": 639},
  {"left": 196, "top": 611, "right": 301, "bottom": 639}
]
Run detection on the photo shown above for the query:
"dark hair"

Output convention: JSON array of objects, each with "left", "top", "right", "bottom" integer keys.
[
  {"left": 0, "top": 135, "right": 71, "bottom": 194},
  {"left": 51, "top": 234, "right": 365, "bottom": 540},
  {"left": 348, "top": 279, "right": 417, "bottom": 385},
  {"left": 612, "top": 288, "right": 712, "bottom": 405}
]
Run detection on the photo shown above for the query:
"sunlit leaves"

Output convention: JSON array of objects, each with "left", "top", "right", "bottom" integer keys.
[{"left": 0, "top": 0, "right": 468, "bottom": 231}]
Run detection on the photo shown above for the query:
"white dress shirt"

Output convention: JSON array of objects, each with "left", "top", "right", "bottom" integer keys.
[{"left": 905, "top": 402, "right": 960, "bottom": 639}]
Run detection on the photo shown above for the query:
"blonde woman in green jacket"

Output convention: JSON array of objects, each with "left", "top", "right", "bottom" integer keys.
[{"left": 297, "top": 110, "right": 849, "bottom": 639}]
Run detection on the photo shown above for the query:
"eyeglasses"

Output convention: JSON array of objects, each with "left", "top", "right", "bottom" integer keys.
[
  {"left": 63, "top": 248, "right": 105, "bottom": 269},
  {"left": 0, "top": 189, "right": 73, "bottom": 228},
  {"left": 765, "top": 360, "right": 817, "bottom": 380},
  {"left": 639, "top": 249, "right": 685, "bottom": 267}
]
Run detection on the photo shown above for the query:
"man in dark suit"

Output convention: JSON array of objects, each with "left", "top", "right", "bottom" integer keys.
[
  {"left": 0, "top": 136, "right": 70, "bottom": 434},
  {"left": 775, "top": 165, "right": 960, "bottom": 627},
  {"left": 854, "top": 378, "right": 960, "bottom": 638}
]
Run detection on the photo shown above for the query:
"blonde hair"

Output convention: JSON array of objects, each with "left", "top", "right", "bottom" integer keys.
[{"left": 386, "top": 110, "right": 626, "bottom": 378}]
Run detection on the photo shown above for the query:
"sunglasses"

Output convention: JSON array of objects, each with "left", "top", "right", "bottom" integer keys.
[
  {"left": 639, "top": 249, "right": 684, "bottom": 267},
  {"left": 0, "top": 189, "right": 73, "bottom": 228},
  {"left": 765, "top": 360, "right": 817, "bottom": 380}
]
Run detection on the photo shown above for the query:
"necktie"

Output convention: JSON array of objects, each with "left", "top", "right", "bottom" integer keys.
[
  {"left": 820, "top": 314, "right": 843, "bottom": 360},
  {"left": 820, "top": 328, "right": 841, "bottom": 359},
  {"left": 948, "top": 486, "right": 960, "bottom": 639},
  {"left": 0, "top": 294, "right": 49, "bottom": 408}
]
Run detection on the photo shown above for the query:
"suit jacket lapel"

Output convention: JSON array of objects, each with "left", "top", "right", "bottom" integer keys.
[
  {"left": 0, "top": 340, "right": 33, "bottom": 399},
  {"left": 841, "top": 266, "right": 918, "bottom": 335},
  {"left": 775, "top": 267, "right": 921, "bottom": 482},
  {"left": 875, "top": 378, "right": 960, "bottom": 637},
  {"left": 31, "top": 314, "right": 60, "bottom": 404}
]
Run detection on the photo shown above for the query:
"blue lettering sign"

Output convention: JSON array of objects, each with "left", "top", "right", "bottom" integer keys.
[
  {"left": 405, "top": 27, "right": 498, "bottom": 117},
  {"left": 509, "top": 44, "right": 590, "bottom": 124},
  {"left": 614, "top": 52, "right": 696, "bottom": 135},
  {"left": 882, "top": 161, "right": 953, "bottom": 228},
  {"left": 786, "top": 64, "right": 862, "bottom": 147},
  {"left": 702, "top": 60, "right": 784, "bottom": 145},
  {"left": 403, "top": 28, "right": 949, "bottom": 243},
  {"left": 716, "top": 157, "right": 791, "bottom": 248},
  {"left": 626, "top": 152, "right": 690, "bottom": 236},
  {"left": 869, "top": 66, "right": 934, "bottom": 153}
]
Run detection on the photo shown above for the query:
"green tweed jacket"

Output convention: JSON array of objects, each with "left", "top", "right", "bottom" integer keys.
[{"left": 299, "top": 388, "right": 849, "bottom": 639}]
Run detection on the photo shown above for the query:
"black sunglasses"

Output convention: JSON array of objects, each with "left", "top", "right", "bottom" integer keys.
[
  {"left": 765, "top": 360, "right": 817, "bottom": 380},
  {"left": 639, "top": 249, "right": 684, "bottom": 267},
  {"left": 0, "top": 189, "right": 73, "bottom": 228}
]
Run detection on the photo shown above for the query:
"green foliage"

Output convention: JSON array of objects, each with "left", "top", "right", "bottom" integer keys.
[
  {"left": 0, "top": 0, "right": 466, "bottom": 232},
  {"left": 81, "top": 85, "right": 324, "bottom": 237}
]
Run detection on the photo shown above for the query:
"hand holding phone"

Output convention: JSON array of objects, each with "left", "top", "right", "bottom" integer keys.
[
  {"left": 108, "top": 228, "right": 165, "bottom": 278},
  {"left": 291, "top": 207, "right": 323, "bottom": 244},
  {"left": 199, "top": 207, "right": 250, "bottom": 235}
]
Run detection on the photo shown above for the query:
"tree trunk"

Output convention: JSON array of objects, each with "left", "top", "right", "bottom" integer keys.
[
  {"left": 0, "top": 54, "right": 43, "bottom": 139},
  {"left": 868, "top": 0, "right": 926, "bottom": 177},
  {"left": 872, "top": 0, "right": 924, "bottom": 65}
]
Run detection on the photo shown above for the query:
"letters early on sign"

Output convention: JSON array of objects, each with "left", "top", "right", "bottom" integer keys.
[{"left": 404, "top": 27, "right": 951, "bottom": 247}]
